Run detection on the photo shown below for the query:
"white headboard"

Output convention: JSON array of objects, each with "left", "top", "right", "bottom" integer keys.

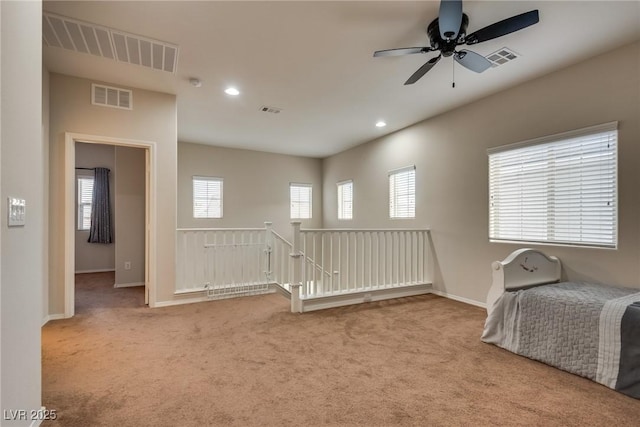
[{"left": 486, "top": 248, "right": 562, "bottom": 314}]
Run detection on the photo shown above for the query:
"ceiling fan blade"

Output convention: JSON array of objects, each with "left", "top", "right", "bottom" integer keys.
[
  {"left": 373, "top": 47, "right": 433, "bottom": 57},
  {"left": 404, "top": 55, "right": 442, "bottom": 85},
  {"left": 454, "top": 49, "right": 491, "bottom": 73},
  {"left": 439, "top": 0, "right": 463, "bottom": 40},
  {"left": 465, "top": 10, "right": 539, "bottom": 45}
]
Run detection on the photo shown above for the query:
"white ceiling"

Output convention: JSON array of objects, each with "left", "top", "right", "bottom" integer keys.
[{"left": 43, "top": 1, "right": 640, "bottom": 158}]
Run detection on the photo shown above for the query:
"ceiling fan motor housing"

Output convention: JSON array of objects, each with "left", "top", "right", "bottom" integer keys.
[{"left": 427, "top": 13, "right": 469, "bottom": 57}]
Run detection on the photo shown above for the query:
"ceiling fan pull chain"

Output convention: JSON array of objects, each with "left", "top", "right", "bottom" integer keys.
[{"left": 452, "top": 58, "right": 456, "bottom": 88}]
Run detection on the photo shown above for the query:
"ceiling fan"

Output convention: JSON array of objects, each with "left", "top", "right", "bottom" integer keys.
[{"left": 373, "top": 0, "right": 539, "bottom": 85}]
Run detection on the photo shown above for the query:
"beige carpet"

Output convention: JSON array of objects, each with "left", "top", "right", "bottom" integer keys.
[{"left": 42, "top": 272, "right": 640, "bottom": 426}]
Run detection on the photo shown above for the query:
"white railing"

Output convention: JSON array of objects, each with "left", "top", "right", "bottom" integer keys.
[
  {"left": 176, "top": 224, "right": 272, "bottom": 297},
  {"left": 296, "top": 226, "right": 431, "bottom": 299},
  {"left": 175, "top": 221, "right": 432, "bottom": 311}
]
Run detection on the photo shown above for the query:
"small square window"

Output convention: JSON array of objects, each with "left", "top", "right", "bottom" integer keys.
[
  {"left": 290, "top": 183, "right": 312, "bottom": 219},
  {"left": 193, "top": 176, "right": 223, "bottom": 219}
]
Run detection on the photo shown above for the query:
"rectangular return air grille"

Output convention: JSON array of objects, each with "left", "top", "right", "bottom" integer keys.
[
  {"left": 260, "top": 106, "right": 282, "bottom": 114},
  {"left": 485, "top": 47, "right": 519, "bottom": 68},
  {"left": 92, "top": 84, "right": 132, "bottom": 110},
  {"left": 43, "top": 12, "right": 178, "bottom": 74}
]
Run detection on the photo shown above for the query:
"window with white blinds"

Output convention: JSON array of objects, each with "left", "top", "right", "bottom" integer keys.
[
  {"left": 290, "top": 183, "right": 312, "bottom": 219},
  {"left": 389, "top": 166, "right": 416, "bottom": 219},
  {"left": 77, "top": 176, "right": 94, "bottom": 230},
  {"left": 488, "top": 122, "right": 617, "bottom": 248},
  {"left": 193, "top": 176, "right": 223, "bottom": 219},
  {"left": 337, "top": 180, "right": 353, "bottom": 220}
]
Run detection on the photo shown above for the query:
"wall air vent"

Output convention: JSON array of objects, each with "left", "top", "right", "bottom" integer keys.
[
  {"left": 260, "top": 106, "right": 282, "bottom": 114},
  {"left": 485, "top": 47, "right": 520, "bottom": 68},
  {"left": 43, "top": 12, "right": 179, "bottom": 74},
  {"left": 92, "top": 84, "right": 133, "bottom": 110}
]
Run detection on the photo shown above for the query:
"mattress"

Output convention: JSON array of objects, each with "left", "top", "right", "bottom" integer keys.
[{"left": 482, "top": 281, "right": 640, "bottom": 398}]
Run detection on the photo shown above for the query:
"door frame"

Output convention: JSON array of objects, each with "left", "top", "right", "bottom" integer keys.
[{"left": 64, "top": 132, "right": 157, "bottom": 317}]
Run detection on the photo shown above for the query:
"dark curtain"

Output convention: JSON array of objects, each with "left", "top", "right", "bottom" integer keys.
[{"left": 88, "top": 167, "right": 113, "bottom": 243}]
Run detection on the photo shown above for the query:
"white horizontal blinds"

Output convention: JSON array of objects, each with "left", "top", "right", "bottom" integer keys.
[
  {"left": 193, "top": 177, "right": 223, "bottom": 218},
  {"left": 337, "top": 180, "right": 353, "bottom": 220},
  {"left": 489, "top": 124, "right": 617, "bottom": 248},
  {"left": 290, "top": 183, "right": 312, "bottom": 219},
  {"left": 77, "top": 176, "right": 94, "bottom": 230},
  {"left": 389, "top": 166, "right": 416, "bottom": 219}
]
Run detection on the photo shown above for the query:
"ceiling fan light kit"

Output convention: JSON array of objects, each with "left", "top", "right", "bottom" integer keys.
[{"left": 373, "top": 0, "right": 539, "bottom": 85}]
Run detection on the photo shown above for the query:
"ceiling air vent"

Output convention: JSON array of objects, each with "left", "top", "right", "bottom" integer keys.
[
  {"left": 92, "top": 84, "right": 133, "bottom": 110},
  {"left": 110, "top": 31, "right": 178, "bottom": 73},
  {"left": 43, "top": 12, "right": 179, "bottom": 74},
  {"left": 485, "top": 47, "right": 520, "bottom": 68},
  {"left": 260, "top": 106, "right": 282, "bottom": 114}
]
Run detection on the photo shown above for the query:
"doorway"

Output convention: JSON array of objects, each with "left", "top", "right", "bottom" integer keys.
[{"left": 63, "top": 132, "right": 157, "bottom": 317}]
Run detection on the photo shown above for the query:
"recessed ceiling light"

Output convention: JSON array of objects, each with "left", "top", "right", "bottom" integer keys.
[
  {"left": 225, "top": 87, "right": 240, "bottom": 96},
  {"left": 375, "top": 121, "right": 387, "bottom": 128}
]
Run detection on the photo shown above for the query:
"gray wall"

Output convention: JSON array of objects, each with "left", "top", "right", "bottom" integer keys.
[
  {"left": 1, "top": 0, "right": 43, "bottom": 422},
  {"left": 49, "top": 73, "right": 177, "bottom": 313},
  {"left": 178, "top": 142, "right": 323, "bottom": 239},
  {"left": 75, "top": 142, "right": 115, "bottom": 273},
  {"left": 323, "top": 41, "right": 640, "bottom": 304},
  {"left": 114, "top": 146, "right": 145, "bottom": 286}
]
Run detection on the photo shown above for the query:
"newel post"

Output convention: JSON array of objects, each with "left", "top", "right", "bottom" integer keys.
[
  {"left": 290, "top": 221, "right": 303, "bottom": 313},
  {"left": 264, "top": 221, "right": 273, "bottom": 245}
]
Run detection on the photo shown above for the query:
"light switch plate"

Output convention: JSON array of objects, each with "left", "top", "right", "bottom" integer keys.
[{"left": 8, "top": 197, "right": 26, "bottom": 227}]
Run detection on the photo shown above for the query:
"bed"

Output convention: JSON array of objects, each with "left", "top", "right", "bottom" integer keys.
[{"left": 481, "top": 248, "right": 640, "bottom": 399}]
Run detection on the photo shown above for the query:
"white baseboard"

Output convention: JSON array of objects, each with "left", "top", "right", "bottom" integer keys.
[
  {"left": 301, "top": 283, "right": 433, "bottom": 312},
  {"left": 271, "top": 283, "right": 291, "bottom": 298},
  {"left": 75, "top": 268, "right": 115, "bottom": 274},
  {"left": 114, "top": 281, "right": 144, "bottom": 288},
  {"left": 174, "top": 287, "right": 206, "bottom": 295},
  {"left": 160, "top": 285, "right": 485, "bottom": 311},
  {"left": 41, "top": 313, "right": 66, "bottom": 326},
  {"left": 154, "top": 295, "right": 210, "bottom": 308},
  {"left": 431, "top": 289, "right": 486, "bottom": 309}
]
